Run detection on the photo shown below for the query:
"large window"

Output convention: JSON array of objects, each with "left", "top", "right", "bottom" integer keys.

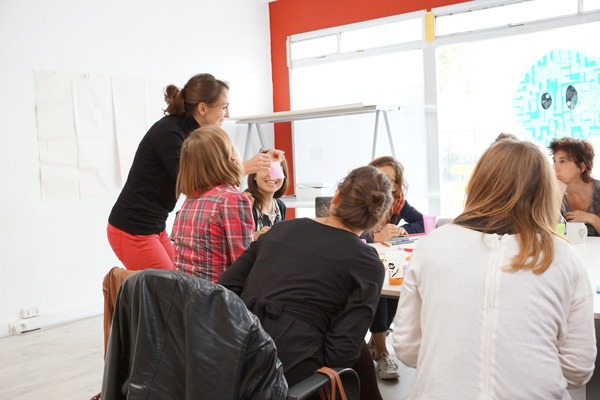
[
  {"left": 291, "top": 50, "right": 427, "bottom": 209},
  {"left": 289, "top": 14, "right": 429, "bottom": 212},
  {"left": 436, "top": 24, "right": 600, "bottom": 214},
  {"left": 288, "top": 1, "right": 600, "bottom": 217}
]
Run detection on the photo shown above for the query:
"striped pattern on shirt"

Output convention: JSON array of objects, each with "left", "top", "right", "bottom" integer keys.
[{"left": 172, "top": 185, "right": 254, "bottom": 282}]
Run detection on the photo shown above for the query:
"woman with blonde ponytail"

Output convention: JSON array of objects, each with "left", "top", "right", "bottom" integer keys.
[{"left": 107, "top": 73, "right": 278, "bottom": 271}]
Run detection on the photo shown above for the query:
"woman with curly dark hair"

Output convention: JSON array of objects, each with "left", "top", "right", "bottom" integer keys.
[{"left": 549, "top": 137, "right": 600, "bottom": 236}]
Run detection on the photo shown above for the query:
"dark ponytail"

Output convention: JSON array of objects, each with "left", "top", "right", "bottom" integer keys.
[{"left": 163, "top": 73, "right": 229, "bottom": 116}]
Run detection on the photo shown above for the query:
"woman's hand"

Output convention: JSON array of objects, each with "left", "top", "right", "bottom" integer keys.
[
  {"left": 242, "top": 152, "right": 272, "bottom": 175},
  {"left": 267, "top": 149, "right": 285, "bottom": 162},
  {"left": 242, "top": 148, "right": 285, "bottom": 175},
  {"left": 566, "top": 210, "right": 594, "bottom": 224},
  {"left": 567, "top": 210, "right": 600, "bottom": 235},
  {"left": 374, "top": 224, "right": 401, "bottom": 242}
]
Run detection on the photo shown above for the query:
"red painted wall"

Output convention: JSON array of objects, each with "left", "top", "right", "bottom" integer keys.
[{"left": 268, "top": 0, "right": 471, "bottom": 216}]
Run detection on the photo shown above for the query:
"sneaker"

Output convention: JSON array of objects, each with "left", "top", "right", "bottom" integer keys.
[{"left": 376, "top": 354, "right": 400, "bottom": 380}]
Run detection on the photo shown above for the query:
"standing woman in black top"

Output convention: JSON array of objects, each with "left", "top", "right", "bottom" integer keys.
[{"left": 107, "top": 73, "right": 275, "bottom": 270}]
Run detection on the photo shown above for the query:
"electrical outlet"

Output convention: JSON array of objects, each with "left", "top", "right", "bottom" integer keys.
[
  {"left": 20, "top": 306, "right": 40, "bottom": 319},
  {"left": 9, "top": 322, "right": 27, "bottom": 335}
]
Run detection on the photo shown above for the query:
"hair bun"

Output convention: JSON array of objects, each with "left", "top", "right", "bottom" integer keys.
[
  {"left": 164, "top": 85, "right": 181, "bottom": 103},
  {"left": 368, "top": 191, "right": 386, "bottom": 208}
]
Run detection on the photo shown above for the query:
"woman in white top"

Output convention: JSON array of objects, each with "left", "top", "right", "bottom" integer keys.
[{"left": 393, "top": 139, "right": 596, "bottom": 399}]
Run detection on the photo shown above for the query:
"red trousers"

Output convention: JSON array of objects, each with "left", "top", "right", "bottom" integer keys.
[{"left": 107, "top": 223, "right": 174, "bottom": 271}]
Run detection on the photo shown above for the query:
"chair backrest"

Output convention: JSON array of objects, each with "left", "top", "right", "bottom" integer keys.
[
  {"left": 102, "top": 267, "right": 137, "bottom": 356},
  {"left": 315, "top": 196, "right": 333, "bottom": 217},
  {"left": 435, "top": 217, "right": 453, "bottom": 228},
  {"left": 101, "top": 269, "right": 288, "bottom": 400},
  {"left": 287, "top": 367, "right": 360, "bottom": 400}
]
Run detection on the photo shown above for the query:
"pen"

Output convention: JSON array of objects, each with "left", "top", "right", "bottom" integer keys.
[{"left": 381, "top": 242, "right": 391, "bottom": 247}]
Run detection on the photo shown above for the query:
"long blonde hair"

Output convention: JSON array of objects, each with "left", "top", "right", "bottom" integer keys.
[
  {"left": 176, "top": 126, "right": 243, "bottom": 198},
  {"left": 454, "top": 140, "right": 560, "bottom": 274}
]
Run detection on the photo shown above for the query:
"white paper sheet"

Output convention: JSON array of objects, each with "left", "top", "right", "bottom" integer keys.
[
  {"left": 73, "top": 74, "right": 113, "bottom": 139},
  {"left": 35, "top": 70, "right": 119, "bottom": 199},
  {"left": 35, "top": 105, "right": 77, "bottom": 139},
  {"left": 112, "top": 76, "right": 148, "bottom": 184},
  {"left": 40, "top": 165, "right": 79, "bottom": 200},
  {"left": 38, "top": 138, "right": 78, "bottom": 167}
]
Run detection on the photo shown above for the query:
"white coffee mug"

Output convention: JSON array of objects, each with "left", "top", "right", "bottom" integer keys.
[{"left": 566, "top": 222, "right": 587, "bottom": 244}]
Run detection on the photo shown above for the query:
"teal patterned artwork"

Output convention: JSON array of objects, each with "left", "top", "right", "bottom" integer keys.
[{"left": 513, "top": 49, "right": 600, "bottom": 146}]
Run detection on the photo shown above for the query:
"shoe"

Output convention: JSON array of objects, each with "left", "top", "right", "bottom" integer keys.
[{"left": 376, "top": 354, "right": 400, "bottom": 380}]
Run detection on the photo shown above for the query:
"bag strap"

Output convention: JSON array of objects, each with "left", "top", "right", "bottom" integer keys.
[{"left": 316, "top": 367, "right": 348, "bottom": 400}]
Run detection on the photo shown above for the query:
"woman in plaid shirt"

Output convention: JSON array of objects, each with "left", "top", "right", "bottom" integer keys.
[{"left": 171, "top": 126, "right": 255, "bottom": 282}]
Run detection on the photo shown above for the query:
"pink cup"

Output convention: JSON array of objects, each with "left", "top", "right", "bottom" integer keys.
[
  {"left": 423, "top": 215, "right": 436, "bottom": 234},
  {"left": 269, "top": 162, "right": 285, "bottom": 179}
]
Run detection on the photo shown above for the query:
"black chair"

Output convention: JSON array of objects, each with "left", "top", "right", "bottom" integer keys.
[
  {"left": 101, "top": 269, "right": 359, "bottom": 400},
  {"left": 315, "top": 196, "right": 333, "bottom": 217},
  {"left": 287, "top": 367, "right": 359, "bottom": 400}
]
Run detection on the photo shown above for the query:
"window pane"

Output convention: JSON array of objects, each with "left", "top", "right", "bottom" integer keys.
[
  {"left": 340, "top": 18, "right": 422, "bottom": 52},
  {"left": 436, "top": 0, "right": 578, "bottom": 36},
  {"left": 290, "top": 51, "right": 430, "bottom": 212},
  {"left": 290, "top": 35, "right": 337, "bottom": 60},
  {"left": 584, "top": 0, "right": 600, "bottom": 11},
  {"left": 436, "top": 21, "right": 600, "bottom": 217}
]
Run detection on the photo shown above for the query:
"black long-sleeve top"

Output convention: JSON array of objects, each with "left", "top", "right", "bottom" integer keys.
[
  {"left": 109, "top": 115, "right": 199, "bottom": 234},
  {"left": 218, "top": 218, "right": 384, "bottom": 385}
]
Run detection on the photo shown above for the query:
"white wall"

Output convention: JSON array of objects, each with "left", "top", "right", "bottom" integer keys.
[{"left": 0, "top": 0, "right": 274, "bottom": 336}]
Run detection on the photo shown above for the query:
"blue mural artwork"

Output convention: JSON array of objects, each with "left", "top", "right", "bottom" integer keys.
[{"left": 513, "top": 49, "right": 600, "bottom": 146}]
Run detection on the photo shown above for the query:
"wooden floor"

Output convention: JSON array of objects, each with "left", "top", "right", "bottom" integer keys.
[
  {"left": 0, "top": 316, "right": 104, "bottom": 400},
  {"left": 0, "top": 316, "right": 585, "bottom": 400},
  {"left": 0, "top": 315, "right": 414, "bottom": 400}
]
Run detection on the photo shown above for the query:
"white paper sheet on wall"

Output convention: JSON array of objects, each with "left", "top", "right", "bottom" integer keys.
[
  {"left": 40, "top": 165, "right": 79, "bottom": 199},
  {"left": 36, "top": 105, "right": 77, "bottom": 139},
  {"left": 38, "top": 138, "right": 78, "bottom": 167},
  {"left": 74, "top": 74, "right": 112, "bottom": 139},
  {"left": 34, "top": 70, "right": 120, "bottom": 200},
  {"left": 112, "top": 76, "right": 148, "bottom": 184}
]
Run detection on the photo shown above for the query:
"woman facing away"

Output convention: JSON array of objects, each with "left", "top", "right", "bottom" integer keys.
[
  {"left": 219, "top": 166, "right": 394, "bottom": 400},
  {"left": 107, "top": 73, "right": 279, "bottom": 270},
  {"left": 171, "top": 126, "right": 254, "bottom": 283},
  {"left": 245, "top": 157, "right": 289, "bottom": 241},
  {"left": 549, "top": 136, "right": 600, "bottom": 236},
  {"left": 359, "top": 156, "right": 424, "bottom": 380},
  {"left": 392, "top": 139, "right": 596, "bottom": 399}
]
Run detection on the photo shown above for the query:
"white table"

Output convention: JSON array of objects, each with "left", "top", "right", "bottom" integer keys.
[
  {"left": 232, "top": 103, "right": 400, "bottom": 161},
  {"left": 370, "top": 239, "right": 419, "bottom": 298},
  {"left": 573, "top": 237, "right": 600, "bottom": 318},
  {"left": 372, "top": 237, "right": 600, "bottom": 316}
]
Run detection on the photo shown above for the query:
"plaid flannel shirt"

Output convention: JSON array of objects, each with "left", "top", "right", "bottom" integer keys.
[{"left": 172, "top": 185, "right": 254, "bottom": 282}]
